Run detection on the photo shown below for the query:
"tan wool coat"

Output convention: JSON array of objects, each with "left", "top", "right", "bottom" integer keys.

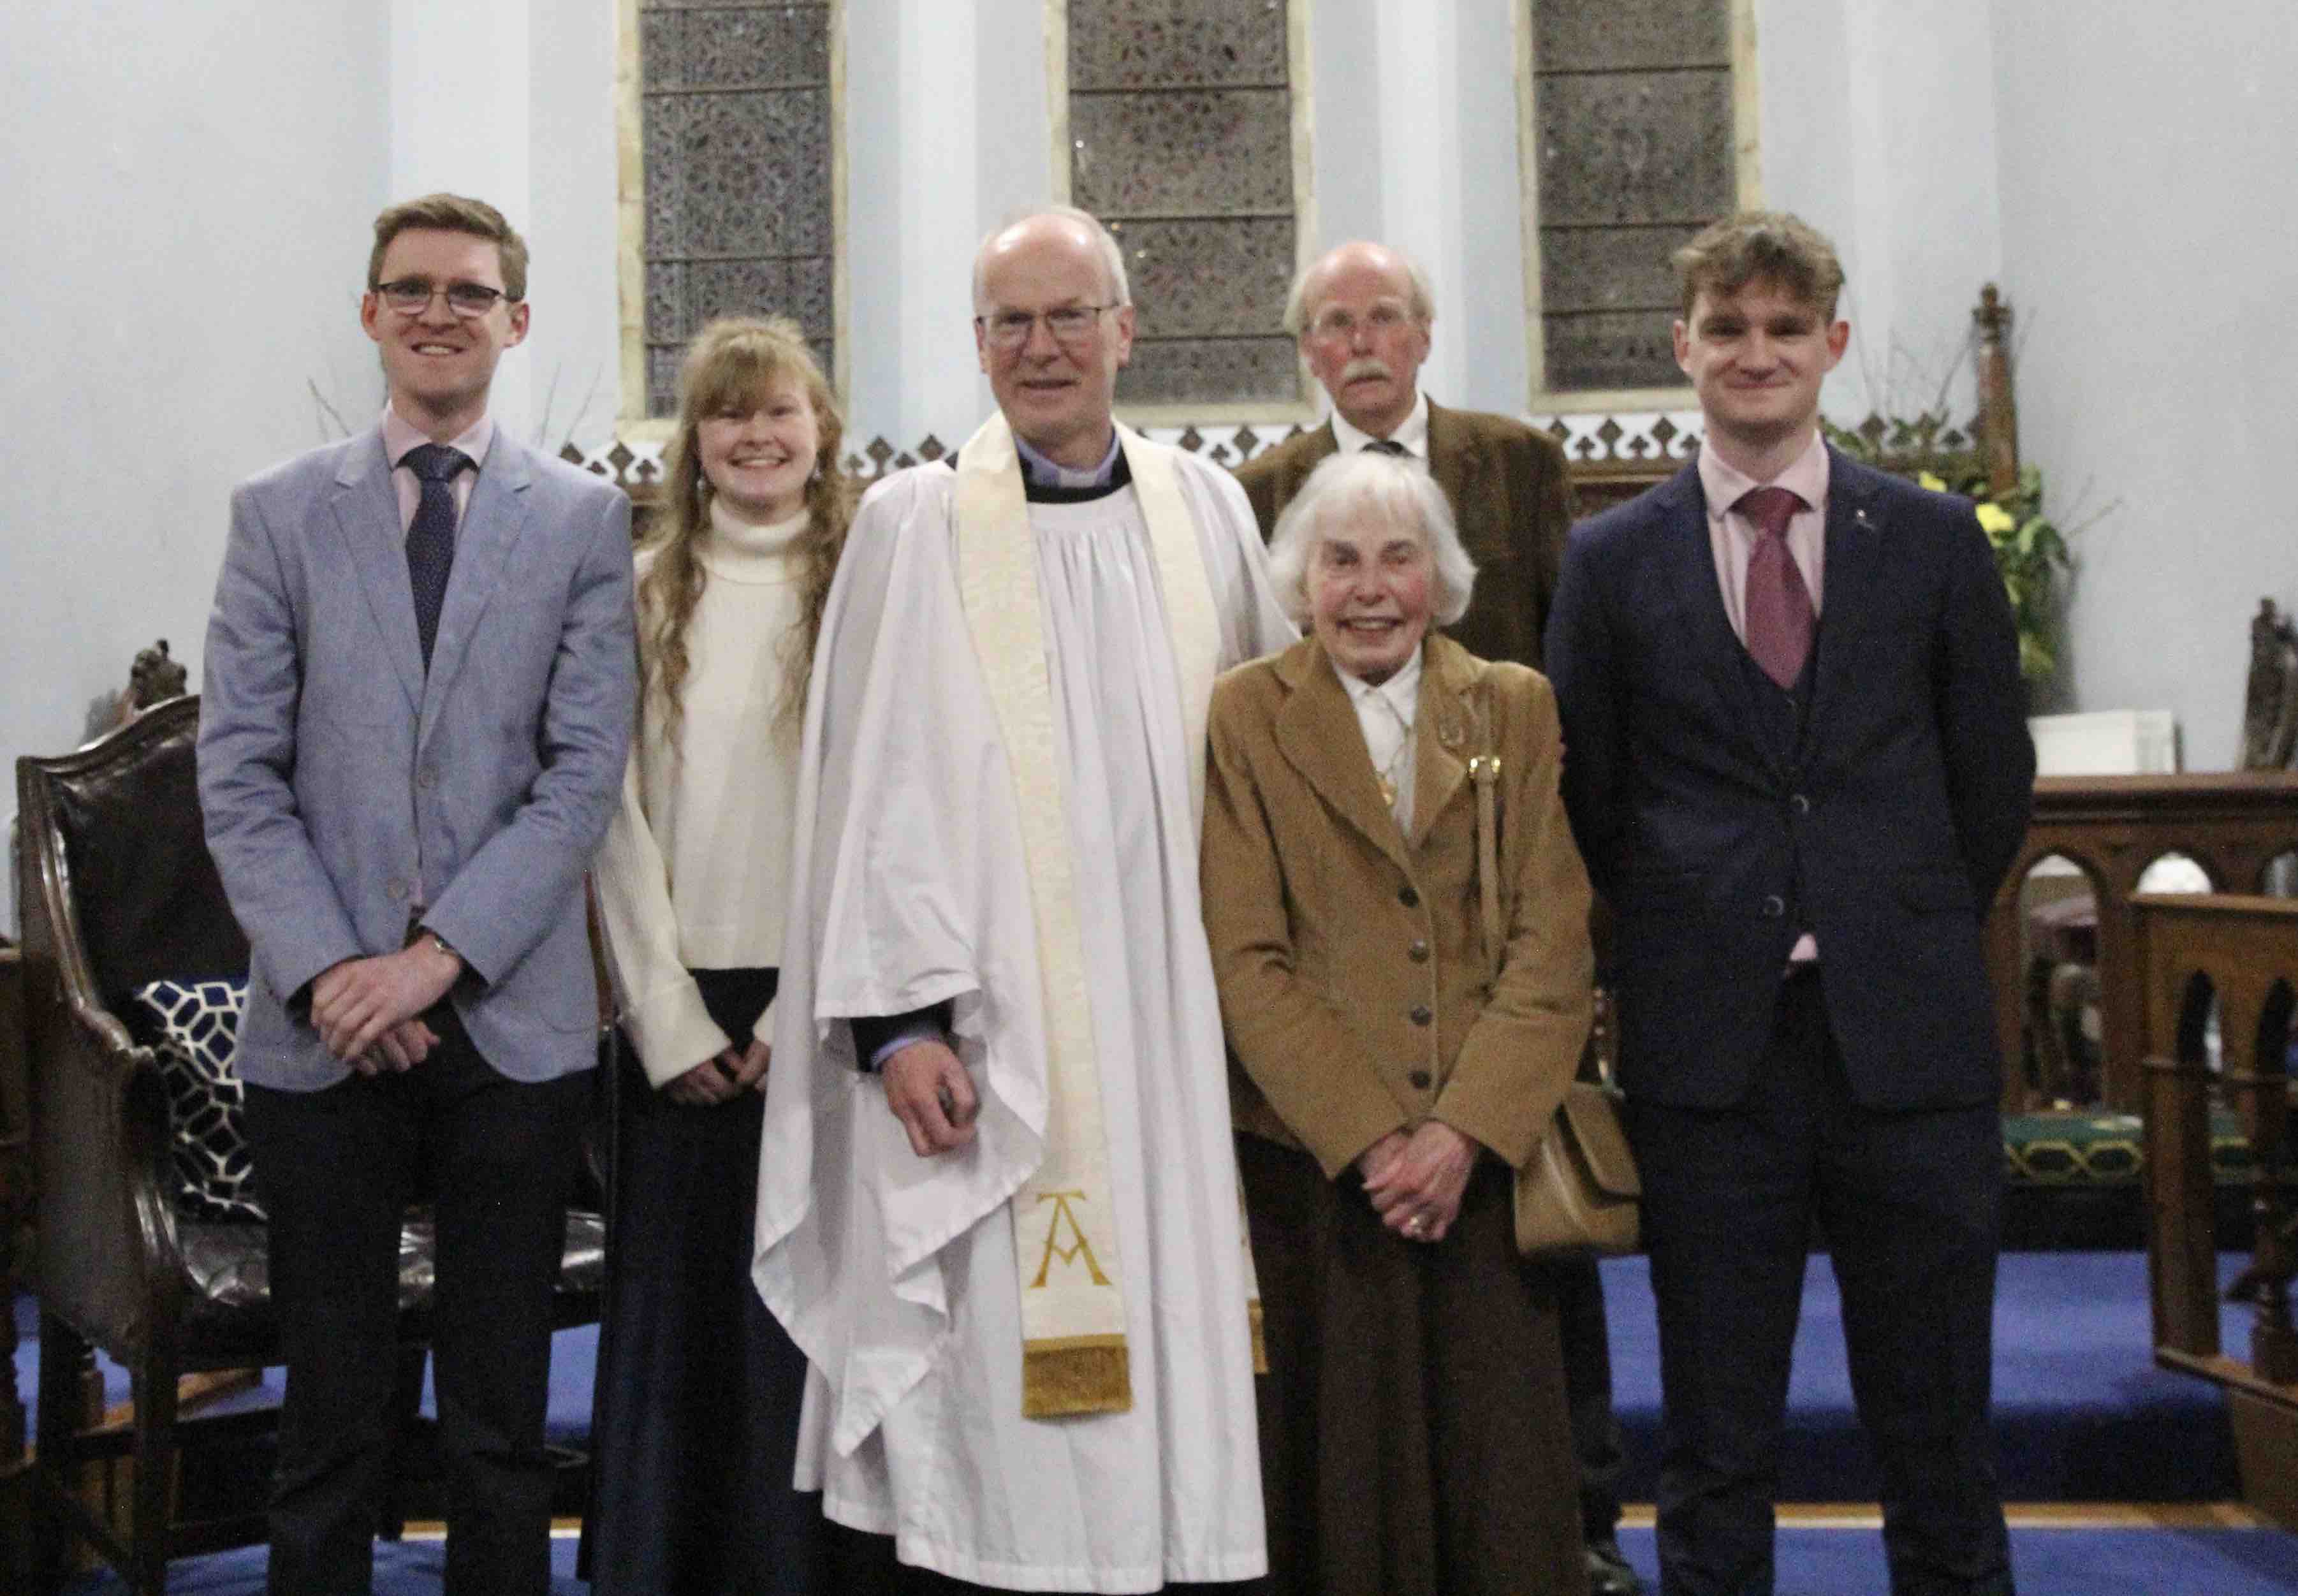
[{"left": 1201, "top": 632, "right": 1596, "bottom": 1179}]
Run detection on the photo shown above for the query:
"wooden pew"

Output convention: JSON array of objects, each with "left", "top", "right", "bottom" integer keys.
[
  {"left": 2135, "top": 891, "right": 2298, "bottom": 1527},
  {"left": 1987, "top": 773, "right": 2298, "bottom": 1111}
]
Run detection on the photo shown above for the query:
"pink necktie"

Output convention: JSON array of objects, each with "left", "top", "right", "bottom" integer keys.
[{"left": 1738, "top": 485, "right": 1812, "bottom": 689}]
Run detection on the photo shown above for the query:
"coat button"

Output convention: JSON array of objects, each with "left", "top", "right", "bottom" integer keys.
[
  {"left": 1408, "top": 940, "right": 1430, "bottom": 963},
  {"left": 386, "top": 877, "right": 409, "bottom": 903},
  {"left": 1409, "top": 1069, "right": 1432, "bottom": 1090},
  {"left": 1410, "top": 1004, "right": 1432, "bottom": 1026},
  {"left": 418, "top": 766, "right": 440, "bottom": 791},
  {"left": 1762, "top": 895, "right": 1786, "bottom": 918},
  {"left": 1790, "top": 793, "right": 1810, "bottom": 815},
  {"left": 1398, "top": 885, "right": 1420, "bottom": 908}
]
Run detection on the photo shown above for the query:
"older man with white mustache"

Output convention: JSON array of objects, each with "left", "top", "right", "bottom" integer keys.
[{"left": 1234, "top": 242, "right": 1579, "bottom": 684}]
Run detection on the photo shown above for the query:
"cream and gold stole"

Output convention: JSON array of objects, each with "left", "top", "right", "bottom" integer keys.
[{"left": 951, "top": 411, "right": 1258, "bottom": 1417}]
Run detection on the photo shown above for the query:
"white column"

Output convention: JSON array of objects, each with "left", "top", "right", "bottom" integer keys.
[
  {"left": 904, "top": 0, "right": 986, "bottom": 444},
  {"left": 389, "top": 0, "right": 534, "bottom": 433},
  {"left": 1373, "top": 3, "right": 1467, "bottom": 407}
]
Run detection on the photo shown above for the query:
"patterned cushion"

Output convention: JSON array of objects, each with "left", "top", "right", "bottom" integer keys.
[{"left": 131, "top": 978, "right": 265, "bottom": 1222}]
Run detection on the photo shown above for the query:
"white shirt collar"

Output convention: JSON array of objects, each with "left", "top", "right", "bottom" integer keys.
[
  {"left": 1335, "top": 643, "right": 1423, "bottom": 721},
  {"left": 1329, "top": 389, "right": 1430, "bottom": 460},
  {"left": 381, "top": 402, "right": 494, "bottom": 472}
]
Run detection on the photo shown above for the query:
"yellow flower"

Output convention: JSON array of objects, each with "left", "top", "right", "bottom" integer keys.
[
  {"left": 1975, "top": 502, "right": 2016, "bottom": 535},
  {"left": 1918, "top": 471, "right": 1949, "bottom": 492}
]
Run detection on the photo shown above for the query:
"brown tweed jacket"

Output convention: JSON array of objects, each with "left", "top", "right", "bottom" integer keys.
[
  {"left": 1231, "top": 399, "right": 1577, "bottom": 668},
  {"left": 1200, "top": 633, "right": 1595, "bottom": 1178}
]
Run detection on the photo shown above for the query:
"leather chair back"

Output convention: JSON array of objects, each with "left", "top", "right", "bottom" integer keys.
[{"left": 27, "top": 696, "right": 247, "bottom": 1009}]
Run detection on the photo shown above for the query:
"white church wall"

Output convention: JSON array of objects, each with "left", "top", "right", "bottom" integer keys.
[
  {"left": 0, "top": 0, "right": 392, "bottom": 932},
  {"left": 13, "top": 0, "right": 2271, "bottom": 925},
  {"left": 1994, "top": 0, "right": 2297, "bottom": 766},
  {"left": 1753, "top": 0, "right": 2005, "bottom": 431}
]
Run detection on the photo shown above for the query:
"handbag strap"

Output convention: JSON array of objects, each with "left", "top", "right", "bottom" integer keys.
[{"left": 1467, "top": 684, "right": 1505, "bottom": 990}]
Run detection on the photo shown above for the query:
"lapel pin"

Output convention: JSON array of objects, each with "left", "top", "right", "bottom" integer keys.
[{"left": 1438, "top": 717, "right": 1461, "bottom": 749}]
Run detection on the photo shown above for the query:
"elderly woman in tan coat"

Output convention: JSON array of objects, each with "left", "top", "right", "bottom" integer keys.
[{"left": 1203, "top": 449, "right": 1597, "bottom": 1596}]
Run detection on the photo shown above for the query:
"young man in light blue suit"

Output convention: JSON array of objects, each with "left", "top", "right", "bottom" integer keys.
[{"left": 198, "top": 193, "right": 635, "bottom": 1595}]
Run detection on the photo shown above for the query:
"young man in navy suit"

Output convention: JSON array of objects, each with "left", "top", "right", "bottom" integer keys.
[
  {"left": 199, "top": 194, "right": 634, "bottom": 1594},
  {"left": 1545, "top": 212, "right": 2033, "bottom": 1595}
]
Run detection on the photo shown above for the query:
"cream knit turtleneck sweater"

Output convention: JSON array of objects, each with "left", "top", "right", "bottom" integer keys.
[{"left": 593, "top": 499, "right": 810, "bottom": 1085}]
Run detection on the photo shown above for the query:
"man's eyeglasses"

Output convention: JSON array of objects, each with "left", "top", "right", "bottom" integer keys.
[
  {"left": 374, "top": 279, "right": 516, "bottom": 318},
  {"left": 1307, "top": 302, "right": 1414, "bottom": 341},
  {"left": 976, "top": 304, "right": 1120, "bottom": 351}
]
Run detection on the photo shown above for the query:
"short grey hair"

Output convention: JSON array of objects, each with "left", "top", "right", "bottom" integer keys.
[
  {"left": 1280, "top": 243, "right": 1437, "bottom": 338},
  {"left": 1265, "top": 451, "right": 1477, "bottom": 627},
  {"left": 972, "top": 205, "right": 1132, "bottom": 313}
]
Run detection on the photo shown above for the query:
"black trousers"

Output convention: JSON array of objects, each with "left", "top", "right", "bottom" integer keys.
[
  {"left": 1545, "top": 1250, "right": 1627, "bottom": 1544},
  {"left": 1623, "top": 969, "right": 2013, "bottom": 1596},
  {"left": 244, "top": 1005, "right": 589, "bottom": 1596}
]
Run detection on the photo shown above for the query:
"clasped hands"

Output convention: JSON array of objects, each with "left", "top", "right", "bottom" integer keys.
[
  {"left": 311, "top": 938, "right": 465, "bottom": 1074},
  {"left": 666, "top": 1038, "right": 771, "bottom": 1105},
  {"left": 1358, "top": 1120, "right": 1478, "bottom": 1243}
]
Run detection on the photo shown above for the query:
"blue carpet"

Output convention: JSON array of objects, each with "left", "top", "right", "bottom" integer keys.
[
  {"left": 1611, "top": 1524, "right": 2298, "bottom": 1596},
  {"left": 6, "top": 1250, "right": 2260, "bottom": 1515},
  {"left": 61, "top": 1532, "right": 589, "bottom": 1593},
  {"left": 50, "top": 1525, "right": 2298, "bottom": 1595},
  {"left": 1600, "top": 1250, "right": 2246, "bottom": 1502}
]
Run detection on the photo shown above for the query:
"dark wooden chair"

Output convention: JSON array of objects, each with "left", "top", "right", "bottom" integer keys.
[{"left": 17, "top": 696, "right": 606, "bottom": 1594}]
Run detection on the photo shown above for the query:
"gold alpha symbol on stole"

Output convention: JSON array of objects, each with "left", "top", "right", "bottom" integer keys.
[{"left": 1029, "top": 1190, "right": 1112, "bottom": 1288}]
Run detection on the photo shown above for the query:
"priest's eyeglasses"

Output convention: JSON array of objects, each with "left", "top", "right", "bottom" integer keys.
[
  {"left": 977, "top": 304, "right": 1120, "bottom": 350},
  {"left": 375, "top": 279, "right": 515, "bottom": 318}
]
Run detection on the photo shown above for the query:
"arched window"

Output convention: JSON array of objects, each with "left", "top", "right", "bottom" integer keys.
[
  {"left": 1058, "top": 0, "right": 1312, "bottom": 415},
  {"left": 1517, "top": 0, "right": 1757, "bottom": 408},
  {"left": 621, "top": 0, "right": 844, "bottom": 425}
]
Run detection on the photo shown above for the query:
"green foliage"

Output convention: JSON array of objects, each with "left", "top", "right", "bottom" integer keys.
[{"left": 1823, "top": 414, "right": 2072, "bottom": 682}]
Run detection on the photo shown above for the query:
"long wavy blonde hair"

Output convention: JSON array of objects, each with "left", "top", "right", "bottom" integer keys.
[{"left": 641, "top": 316, "right": 853, "bottom": 746}]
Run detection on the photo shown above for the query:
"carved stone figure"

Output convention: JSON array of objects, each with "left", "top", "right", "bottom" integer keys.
[
  {"left": 2242, "top": 599, "right": 2298, "bottom": 770},
  {"left": 129, "top": 639, "right": 189, "bottom": 710}
]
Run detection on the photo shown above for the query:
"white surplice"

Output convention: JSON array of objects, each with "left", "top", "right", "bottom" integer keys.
[{"left": 754, "top": 442, "right": 1294, "bottom": 1592}]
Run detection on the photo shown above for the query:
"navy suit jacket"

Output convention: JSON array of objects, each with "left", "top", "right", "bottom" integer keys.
[
  {"left": 1544, "top": 447, "right": 2033, "bottom": 1111},
  {"left": 198, "top": 425, "right": 636, "bottom": 1091}
]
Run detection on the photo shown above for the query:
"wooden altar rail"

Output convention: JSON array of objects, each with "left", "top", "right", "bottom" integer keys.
[
  {"left": 1986, "top": 772, "right": 2298, "bottom": 1113},
  {"left": 2133, "top": 893, "right": 2298, "bottom": 1527}
]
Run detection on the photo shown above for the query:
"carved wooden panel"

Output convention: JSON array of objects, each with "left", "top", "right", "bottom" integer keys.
[{"left": 1066, "top": 0, "right": 1303, "bottom": 408}]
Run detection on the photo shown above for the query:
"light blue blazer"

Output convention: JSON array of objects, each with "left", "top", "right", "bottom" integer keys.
[{"left": 198, "top": 425, "right": 636, "bottom": 1091}]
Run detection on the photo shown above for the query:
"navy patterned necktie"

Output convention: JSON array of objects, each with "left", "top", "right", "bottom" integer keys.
[
  {"left": 1736, "top": 484, "right": 1813, "bottom": 688},
  {"left": 402, "top": 443, "right": 472, "bottom": 670}
]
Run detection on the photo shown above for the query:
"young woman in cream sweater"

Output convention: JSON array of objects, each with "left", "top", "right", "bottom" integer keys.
[{"left": 588, "top": 316, "right": 851, "bottom": 1594}]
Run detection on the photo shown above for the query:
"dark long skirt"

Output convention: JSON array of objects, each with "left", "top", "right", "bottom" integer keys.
[
  {"left": 585, "top": 967, "right": 829, "bottom": 1595},
  {"left": 1239, "top": 1134, "right": 1589, "bottom": 1596}
]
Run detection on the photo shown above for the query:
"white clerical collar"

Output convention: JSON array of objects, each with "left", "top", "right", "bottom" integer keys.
[
  {"left": 1013, "top": 427, "right": 1122, "bottom": 490},
  {"left": 1336, "top": 645, "right": 1424, "bottom": 721},
  {"left": 1330, "top": 390, "right": 1430, "bottom": 460}
]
